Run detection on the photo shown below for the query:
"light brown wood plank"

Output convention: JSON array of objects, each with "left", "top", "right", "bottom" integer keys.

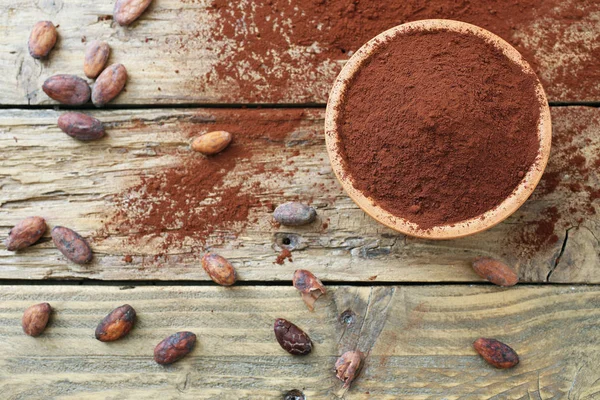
[
  {"left": 0, "top": 0, "right": 599, "bottom": 105},
  {"left": 0, "top": 284, "right": 599, "bottom": 398},
  {"left": 0, "top": 107, "right": 598, "bottom": 283}
]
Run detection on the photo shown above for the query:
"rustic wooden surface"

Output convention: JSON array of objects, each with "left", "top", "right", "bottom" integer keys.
[
  {"left": 1, "top": 0, "right": 599, "bottom": 105},
  {"left": 1, "top": 284, "right": 600, "bottom": 399},
  {"left": 1, "top": 107, "right": 598, "bottom": 283}
]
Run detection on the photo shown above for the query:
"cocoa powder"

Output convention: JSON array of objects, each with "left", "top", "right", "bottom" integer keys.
[
  {"left": 205, "top": 0, "right": 599, "bottom": 102},
  {"left": 335, "top": 29, "right": 542, "bottom": 228}
]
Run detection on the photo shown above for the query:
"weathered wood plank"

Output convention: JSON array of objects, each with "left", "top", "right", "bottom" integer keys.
[
  {"left": 0, "top": 285, "right": 599, "bottom": 398},
  {"left": 1, "top": 107, "right": 598, "bottom": 283},
  {"left": 0, "top": 0, "right": 599, "bottom": 105}
]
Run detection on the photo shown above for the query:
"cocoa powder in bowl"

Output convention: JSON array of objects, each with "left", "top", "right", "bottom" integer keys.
[{"left": 332, "top": 22, "right": 545, "bottom": 231}]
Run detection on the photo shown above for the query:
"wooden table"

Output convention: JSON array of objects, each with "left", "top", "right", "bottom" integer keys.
[{"left": 1, "top": 1, "right": 599, "bottom": 398}]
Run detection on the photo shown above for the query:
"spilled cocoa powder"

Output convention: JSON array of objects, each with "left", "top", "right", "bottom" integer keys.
[
  {"left": 203, "top": 0, "right": 599, "bottom": 102},
  {"left": 335, "top": 28, "right": 542, "bottom": 229},
  {"left": 104, "top": 109, "right": 305, "bottom": 252},
  {"left": 508, "top": 108, "right": 600, "bottom": 255}
]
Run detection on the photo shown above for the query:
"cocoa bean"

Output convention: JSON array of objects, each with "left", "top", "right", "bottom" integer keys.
[
  {"left": 335, "top": 350, "right": 364, "bottom": 389},
  {"left": 273, "top": 202, "right": 316, "bottom": 226},
  {"left": 154, "top": 331, "right": 196, "bottom": 365},
  {"left": 28, "top": 21, "right": 57, "bottom": 59},
  {"left": 293, "top": 269, "right": 326, "bottom": 311},
  {"left": 274, "top": 318, "right": 312, "bottom": 355},
  {"left": 191, "top": 131, "right": 232, "bottom": 155},
  {"left": 92, "top": 64, "right": 127, "bottom": 107},
  {"left": 51, "top": 226, "right": 93, "bottom": 264},
  {"left": 472, "top": 257, "right": 518, "bottom": 287},
  {"left": 114, "top": 0, "right": 153, "bottom": 26},
  {"left": 95, "top": 304, "right": 136, "bottom": 342},
  {"left": 5, "top": 216, "right": 47, "bottom": 251},
  {"left": 42, "top": 75, "right": 91, "bottom": 105},
  {"left": 202, "top": 253, "right": 237, "bottom": 286},
  {"left": 22, "top": 303, "right": 52, "bottom": 337},
  {"left": 473, "top": 338, "right": 519, "bottom": 369},
  {"left": 58, "top": 112, "right": 105, "bottom": 141},
  {"left": 84, "top": 41, "right": 110, "bottom": 79}
]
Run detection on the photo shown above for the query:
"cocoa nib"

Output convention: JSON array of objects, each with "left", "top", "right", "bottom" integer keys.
[
  {"left": 472, "top": 257, "right": 519, "bottom": 287},
  {"left": 51, "top": 226, "right": 93, "bottom": 264},
  {"left": 274, "top": 318, "right": 312, "bottom": 355},
  {"left": 5, "top": 216, "right": 47, "bottom": 251},
  {"left": 473, "top": 338, "right": 519, "bottom": 369},
  {"left": 293, "top": 269, "right": 326, "bottom": 311},
  {"left": 22, "top": 303, "right": 52, "bottom": 337},
  {"left": 95, "top": 304, "right": 136, "bottom": 342},
  {"left": 154, "top": 331, "right": 197, "bottom": 365},
  {"left": 335, "top": 350, "right": 364, "bottom": 389}
]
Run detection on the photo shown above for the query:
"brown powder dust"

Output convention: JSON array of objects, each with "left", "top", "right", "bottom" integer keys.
[
  {"left": 206, "top": 0, "right": 599, "bottom": 102},
  {"left": 335, "top": 29, "right": 542, "bottom": 229}
]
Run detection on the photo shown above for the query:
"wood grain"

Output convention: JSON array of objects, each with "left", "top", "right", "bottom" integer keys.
[
  {"left": 1, "top": 107, "right": 598, "bottom": 283},
  {"left": 0, "top": 0, "right": 598, "bottom": 105},
  {"left": 0, "top": 284, "right": 599, "bottom": 399}
]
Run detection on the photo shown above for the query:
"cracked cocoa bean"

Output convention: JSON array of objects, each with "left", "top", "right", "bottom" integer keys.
[
  {"left": 472, "top": 257, "right": 518, "bottom": 287},
  {"left": 335, "top": 350, "right": 364, "bottom": 389},
  {"left": 22, "top": 303, "right": 52, "bottom": 337},
  {"left": 42, "top": 75, "right": 91, "bottom": 105},
  {"left": 473, "top": 338, "right": 519, "bottom": 369},
  {"left": 274, "top": 318, "right": 312, "bottom": 355},
  {"left": 28, "top": 21, "right": 57, "bottom": 59},
  {"left": 5, "top": 216, "right": 47, "bottom": 251},
  {"left": 154, "top": 331, "right": 196, "bottom": 365},
  {"left": 51, "top": 226, "right": 93, "bottom": 264},
  {"left": 273, "top": 202, "right": 316, "bottom": 226},
  {"left": 293, "top": 269, "right": 326, "bottom": 311},
  {"left": 95, "top": 304, "right": 136, "bottom": 342}
]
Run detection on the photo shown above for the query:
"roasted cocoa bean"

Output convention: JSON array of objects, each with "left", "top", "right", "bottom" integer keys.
[
  {"left": 114, "top": 0, "right": 153, "bottom": 26},
  {"left": 202, "top": 253, "right": 237, "bottom": 286},
  {"left": 84, "top": 41, "right": 110, "bottom": 79},
  {"left": 58, "top": 112, "right": 105, "bottom": 141},
  {"left": 274, "top": 318, "right": 312, "bottom": 355},
  {"left": 92, "top": 64, "right": 127, "bottom": 107},
  {"left": 473, "top": 337, "right": 519, "bottom": 369},
  {"left": 5, "top": 216, "right": 47, "bottom": 251},
  {"left": 154, "top": 331, "right": 197, "bottom": 365},
  {"left": 42, "top": 75, "right": 91, "bottom": 105},
  {"left": 191, "top": 131, "right": 232, "bottom": 155},
  {"left": 28, "top": 21, "right": 57, "bottom": 59},
  {"left": 22, "top": 303, "right": 52, "bottom": 337},
  {"left": 273, "top": 202, "right": 316, "bottom": 226},
  {"left": 95, "top": 304, "right": 136, "bottom": 342},
  {"left": 472, "top": 257, "right": 519, "bottom": 287},
  {"left": 51, "top": 226, "right": 93, "bottom": 264}
]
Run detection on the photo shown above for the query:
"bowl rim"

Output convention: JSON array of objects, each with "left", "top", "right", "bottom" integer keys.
[{"left": 324, "top": 19, "right": 552, "bottom": 240}]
